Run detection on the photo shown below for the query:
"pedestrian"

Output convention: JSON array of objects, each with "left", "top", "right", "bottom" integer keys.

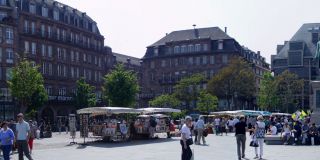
[
  {"left": 0, "top": 121, "right": 15, "bottom": 160},
  {"left": 16, "top": 113, "right": 33, "bottom": 160},
  {"left": 292, "top": 121, "right": 302, "bottom": 145},
  {"left": 214, "top": 117, "right": 220, "bottom": 136},
  {"left": 65, "top": 119, "right": 69, "bottom": 134},
  {"left": 281, "top": 122, "right": 291, "bottom": 145},
  {"left": 180, "top": 116, "right": 193, "bottom": 160},
  {"left": 28, "top": 120, "right": 37, "bottom": 154},
  {"left": 57, "top": 119, "right": 62, "bottom": 134},
  {"left": 227, "top": 117, "right": 234, "bottom": 133},
  {"left": 254, "top": 115, "right": 265, "bottom": 160},
  {"left": 220, "top": 117, "right": 227, "bottom": 136},
  {"left": 235, "top": 116, "right": 247, "bottom": 160},
  {"left": 195, "top": 116, "right": 206, "bottom": 145},
  {"left": 193, "top": 119, "right": 198, "bottom": 143}
]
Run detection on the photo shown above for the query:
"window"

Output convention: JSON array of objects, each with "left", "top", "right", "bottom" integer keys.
[
  {"left": 174, "top": 46, "right": 180, "bottom": 54},
  {"left": 210, "top": 56, "right": 215, "bottom": 64},
  {"left": 218, "top": 40, "right": 224, "bottom": 50},
  {"left": 42, "top": 7, "right": 48, "bottom": 17},
  {"left": 70, "top": 51, "right": 74, "bottom": 62},
  {"left": 62, "top": 49, "right": 67, "bottom": 61},
  {"left": 75, "top": 34, "right": 79, "bottom": 44},
  {"left": 70, "top": 32, "right": 74, "bottom": 43},
  {"left": 202, "top": 56, "right": 207, "bottom": 65},
  {"left": 53, "top": 10, "right": 59, "bottom": 21},
  {"left": 154, "top": 48, "right": 158, "bottom": 56},
  {"left": 203, "top": 44, "right": 209, "bottom": 51},
  {"left": 195, "top": 44, "right": 201, "bottom": 52},
  {"left": 57, "top": 48, "right": 62, "bottom": 59},
  {"left": 57, "top": 64, "right": 62, "bottom": 76},
  {"left": 70, "top": 67, "right": 74, "bottom": 78},
  {"left": 31, "top": 22, "right": 35, "bottom": 34},
  {"left": 222, "top": 55, "right": 228, "bottom": 64},
  {"left": 47, "top": 26, "right": 52, "bottom": 38},
  {"left": 29, "top": 4, "right": 36, "bottom": 14},
  {"left": 63, "top": 65, "right": 67, "bottom": 77},
  {"left": 40, "top": 24, "right": 45, "bottom": 37},
  {"left": 48, "top": 45, "right": 52, "bottom": 58},
  {"left": 5, "top": 28, "right": 13, "bottom": 44},
  {"left": 161, "top": 60, "right": 166, "bottom": 67},
  {"left": 75, "top": 52, "right": 79, "bottom": 62},
  {"left": 188, "top": 45, "right": 194, "bottom": 52},
  {"left": 24, "top": 41, "right": 29, "bottom": 53},
  {"left": 48, "top": 63, "right": 52, "bottom": 75},
  {"left": 6, "top": 68, "right": 12, "bottom": 80},
  {"left": 188, "top": 57, "right": 193, "bottom": 65},
  {"left": 181, "top": 45, "right": 187, "bottom": 53},
  {"left": 150, "top": 61, "right": 155, "bottom": 69},
  {"left": 83, "top": 53, "right": 87, "bottom": 62},
  {"left": 58, "top": 88, "right": 66, "bottom": 96},
  {"left": 195, "top": 57, "right": 200, "bottom": 65},
  {"left": 56, "top": 28, "right": 60, "bottom": 40},
  {"left": 6, "top": 48, "right": 13, "bottom": 63},
  {"left": 94, "top": 56, "right": 97, "bottom": 65},
  {"left": 45, "top": 86, "right": 52, "bottom": 96},
  {"left": 76, "top": 68, "right": 79, "bottom": 78},
  {"left": 31, "top": 42, "right": 36, "bottom": 55},
  {"left": 23, "top": 20, "right": 29, "bottom": 33},
  {"left": 42, "top": 62, "right": 47, "bottom": 74},
  {"left": 62, "top": 30, "right": 66, "bottom": 41},
  {"left": 0, "top": 0, "right": 6, "bottom": 6},
  {"left": 0, "top": 11, "right": 6, "bottom": 21},
  {"left": 41, "top": 44, "right": 46, "bottom": 57}
]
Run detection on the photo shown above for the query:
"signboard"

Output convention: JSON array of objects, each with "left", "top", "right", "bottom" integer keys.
[{"left": 79, "top": 114, "right": 89, "bottom": 138}]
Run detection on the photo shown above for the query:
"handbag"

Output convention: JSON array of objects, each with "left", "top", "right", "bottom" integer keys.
[
  {"left": 250, "top": 140, "right": 259, "bottom": 147},
  {"left": 186, "top": 138, "right": 193, "bottom": 145}
]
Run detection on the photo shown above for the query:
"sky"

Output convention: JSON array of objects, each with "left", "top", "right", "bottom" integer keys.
[{"left": 58, "top": 0, "right": 320, "bottom": 63}]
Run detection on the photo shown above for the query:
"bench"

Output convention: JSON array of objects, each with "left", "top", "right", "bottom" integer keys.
[{"left": 265, "top": 135, "right": 283, "bottom": 145}]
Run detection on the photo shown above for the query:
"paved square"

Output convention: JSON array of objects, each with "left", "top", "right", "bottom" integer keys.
[{"left": 7, "top": 133, "right": 320, "bottom": 160}]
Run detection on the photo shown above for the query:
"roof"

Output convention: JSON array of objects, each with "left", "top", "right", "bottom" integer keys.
[
  {"left": 275, "top": 23, "right": 320, "bottom": 59},
  {"left": 149, "top": 27, "right": 232, "bottom": 47},
  {"left": 112, "top": 52, "right": 141, "bottom": 66}
]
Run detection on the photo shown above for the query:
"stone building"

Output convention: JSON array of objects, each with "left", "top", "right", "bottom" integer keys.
[
  {"left": 0, "top": 0, "right": 114, "bottom": 121},
  {"left": 271, "top": 23, "right": 320, "bottom": 110},
  {"left": 140, "top": 27, "right": 269, "bottom": 110}
]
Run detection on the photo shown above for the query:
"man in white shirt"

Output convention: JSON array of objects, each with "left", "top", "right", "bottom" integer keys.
[
  {"left": 180, "top": 116, "right": 193, "bottom": 160},
  {"left": 267, "top": 123, "right": 277, "bottom": 135},
  {"left": 16, "top": 113, "right": 33, "bottom": 160}
]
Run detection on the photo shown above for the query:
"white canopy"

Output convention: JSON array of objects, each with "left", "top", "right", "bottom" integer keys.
[
  {"left": 77, "top": 107, "right": 141, "bottom": 115},
  {"left": 137, "top": 114, "right": 170, "bottom": 119},
  {"left": 137, "top": 107, "right": 181, "bottom": 114}
]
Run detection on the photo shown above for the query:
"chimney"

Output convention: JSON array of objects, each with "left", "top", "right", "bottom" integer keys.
[
  {"left": 224, "top": 27, "right": 227, "bottom": 34},
  {"left": 165, "top": 33, "right": 168, "bottom": 36},
  {"left": 257, "top": 51, "right": 260, "bottom": 56},
  {"left": 82, "top": 12, "right": 86, "bottom": 17},
  {"left": 193, "top": 24, "right": 199, "bottom": 38}
]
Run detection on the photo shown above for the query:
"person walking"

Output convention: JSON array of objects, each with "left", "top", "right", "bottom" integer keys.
[
  {"left": 234, "top": 116, "right": 247, "bottom": 160},
  {"left": 180, "top": 116, "right": 193, "bottom": 160},
  {"left": 28, "top": 120, "right": 37, "bottom": 154},
  {"left": 254, "top": 115, "right": 266, "bottom": 160},
  {"left": 195, "top": 116, "right": 206, "bottom": 145},
  {"left": 16, "top": 113, "right": 33, "bottom": 160},
  {"left": 214, "top": 117, "right": 220, "bottom": 136},
  {"left": 0, "top": 121, "right": 15, "bottom": 160}
]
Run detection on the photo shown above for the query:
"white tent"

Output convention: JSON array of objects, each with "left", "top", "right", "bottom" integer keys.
[
  {"left": 137, "top": 107, "right": 181, "bottom": 114},
  {"left": 77, "top": 107, "right": 141, "bottom": 115}
]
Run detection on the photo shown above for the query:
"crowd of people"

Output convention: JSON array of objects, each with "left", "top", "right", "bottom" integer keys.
[{"left": 179, "top": 113, "right": 320, "bottom": 160}]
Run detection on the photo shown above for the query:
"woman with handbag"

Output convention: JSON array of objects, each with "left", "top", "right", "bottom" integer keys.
[{"left": 180, "top": 116, "right": 193, "bottom": 160}]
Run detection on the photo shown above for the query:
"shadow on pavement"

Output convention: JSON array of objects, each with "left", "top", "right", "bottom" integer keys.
[{"left": 74, "top": 138, "right": 179, "bottom": 149}]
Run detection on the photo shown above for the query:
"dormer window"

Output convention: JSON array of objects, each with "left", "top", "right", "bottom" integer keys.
[
  {"left": 0, "top": 0, "right": 6, "bottom": 6},
  {"left": 83, "top": 20, "right": 88, "bottom": 29},
  {"left": 53, "top": 10, "right": 59, "bottom": 21},
  {"left": 29, "top": 4, "right": 36, "bottom": 14},
  {"left": 42, "top": 6, "right": 48, "bottom": 17},
  {"left": 154, "top": 48, "right": 158, "bottom": 56},
  {"left": 218, "top": 40, "right": 224, "bottom": 50},
  {"left": 92, "top": 24, "right": 97, "bottom": 33}
]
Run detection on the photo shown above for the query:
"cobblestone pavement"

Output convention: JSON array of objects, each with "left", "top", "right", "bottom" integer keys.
[{"left": 4, "top": 132, "right": 320, "bottom": 160}]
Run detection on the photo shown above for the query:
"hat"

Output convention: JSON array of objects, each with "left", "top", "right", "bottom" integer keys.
[
  {"left": 257, "top": 115, "right": 264, "bottom": 120},
  {"left": 185, "top": 116, "right": 192, "bottom": 121}
]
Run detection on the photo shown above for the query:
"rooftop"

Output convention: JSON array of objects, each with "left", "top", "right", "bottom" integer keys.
[{"left": 113, "top": 52, "right": 141, "bottom": 66}]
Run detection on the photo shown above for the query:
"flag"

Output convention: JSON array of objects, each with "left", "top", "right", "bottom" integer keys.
[
  {"left": 292, "top": 113, "right": 296, "bottom": 120},
  {"left": 301, "top": 110, "right": 307, "bottom": 117}
]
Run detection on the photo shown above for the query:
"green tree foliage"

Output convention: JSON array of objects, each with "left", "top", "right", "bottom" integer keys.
[
  {"left": 196, "top": 91, "right": 218, "bottom": 114},
  {"left": 8, "top": 60, "right": 47, "bottom": 112},
  {"left": 170, "top": 110, "right": 187, "bottom": 120},
  {"left": 73, "top": 78, "right": 96, "bottom": 109},
  {"left": 173, "top": 73, "right": 205, "bottom": 109},
  {"left": 149, "top": 94, "right": 181, "bottom": 108},
  {"left": 207, "top": 57, "right": 256, "bottom": 110},
  {"left": 103, "top": 64, "right": 139, "bottom": 107},
  {"left": 258, "top": 72, "right": 279, "bottom": 111},
  {"left": 275, "top": 70, "right": 304, "bottom": 113}
]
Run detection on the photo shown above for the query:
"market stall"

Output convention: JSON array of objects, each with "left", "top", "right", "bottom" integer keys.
[{"left": 77, "top": 107, "right": 141, "bottom": 142}]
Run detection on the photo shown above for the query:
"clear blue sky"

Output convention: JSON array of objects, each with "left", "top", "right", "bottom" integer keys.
[{"left": 59, "top": 0, "right": 320, "bottom": 62}]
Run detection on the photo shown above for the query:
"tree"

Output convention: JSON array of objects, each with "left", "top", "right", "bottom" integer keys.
[
  {"left": 73, "top": 78, "right": 96, "bottom": 109},
  {"left": 258, "top": 72, "right": 279, "bottom": 111},
  {"left": 196, "top": 91, "right": 218, "bottom": 115},
  {"left": 103, "top": 64, "right": 139, "bottom": 107},
  {"left": 207, "top": 57, "right": 255, "bottom": 110},
  {"left": 149, "top": 94, "right": 181, "bottom": 108},
  {"left": 275, "top": 70, "right": 304, "bottom": 113},
  {"left": 8, "top": 60, "right": 47, "bottom": 112},
  {"left": 173, "top": 73, "right": 205, "bottom": 110}
]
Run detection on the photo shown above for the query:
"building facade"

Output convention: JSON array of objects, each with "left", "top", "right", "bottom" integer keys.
[
  {"left": 140, "top": 27, "right": 269, "bottom": 110},
  {"left": 0, "top": 0, "right": 114, "bottom": 121},
  {"left": 271, "top": 23, "right": 320, "bottom": 110}
]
